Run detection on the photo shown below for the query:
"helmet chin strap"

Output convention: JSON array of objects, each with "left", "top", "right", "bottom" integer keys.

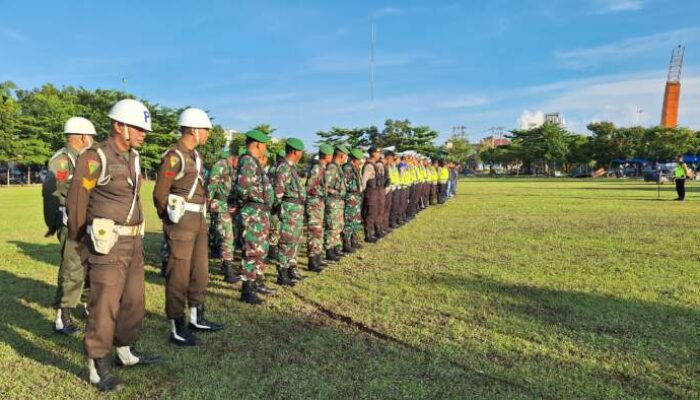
[
  {"left": 194, "top": 128, "right": 200, "bottom": 147},
  {"left": 123, "top": 123, "right": 131, "bottom": 143}
]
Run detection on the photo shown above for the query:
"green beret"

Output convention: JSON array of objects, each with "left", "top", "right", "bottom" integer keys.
[
  {"left": 219, "top": 148, "right": 231, "bottom": 158},
  {"left": 277, "top": 149, "right": 286, "bottom": 159},
  {"left": 286, "top": 137, "right": 305, "bottom": 151},
  {"left": 246, "top": 129, "right": 271, "bottom": 143},
  {"left": 335, "top": 144, "right": 349, "bottom": 154},
  {"left": 319, "top": 143, "right": 334, "bottom": 156},
  {"left": 350, "top": 149, "right": 365, "bottom": 160},
  {"left": 237, "top": 147, "right": 247, "bottom": 156}
]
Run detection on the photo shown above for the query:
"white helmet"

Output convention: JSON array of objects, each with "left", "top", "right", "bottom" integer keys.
[
  {"left": 64, "top": 117, "right": 96, "bottom": 135},
  {"left": 178, "top": 107, "right": 212, "bottom": 129},
  {"left": 108, "top": 99, "right": 152, "bottom": 131}
]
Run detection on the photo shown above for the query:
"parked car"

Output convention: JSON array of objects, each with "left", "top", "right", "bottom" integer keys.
[{"left": 643, "top": 170, "right": 673, "bottom": 183}]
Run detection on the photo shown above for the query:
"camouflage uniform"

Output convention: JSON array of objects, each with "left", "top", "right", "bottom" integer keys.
[
  {"left": 324, "top": 161, "right": 346, "bottom": 251},
  {"left": 208, "top": 157, "right": 235, "bottom": 262},
  {"left": 275, "top": 159, "right": 306, "bottom": 269},
  {"left": 236, "top": 154, "right": 274, "bottom": 281},
  {"left": 267, "top": 160, "right": 281, "bottom": 249},
  {"left": 342, "top": 161, "right": 363, "bottom": 240},
  {"left": 305, "top": 161, "right": 326, "bottom": 258}
]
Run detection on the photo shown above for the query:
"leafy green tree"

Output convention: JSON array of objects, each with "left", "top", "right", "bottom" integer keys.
[{"left": 443, "top": 133, "right": 473, "bottom": 165}]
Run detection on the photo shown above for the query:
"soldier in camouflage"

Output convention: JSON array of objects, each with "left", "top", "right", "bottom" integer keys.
[
  {"left": 305, "top": 144, "right": 333, "bottom": 272},
  {"left": 324, "top": 145, "right": 349, "bottom": 261},
  {"left": 342, "top": 148, "right": 364, "bottom": 253},
  {"left": 267, "top": 149, "right": 286, "bottom": 264},
  {"left": 42, "top": 116, "right": 96, "bottom": 335},
  {"left": 207, "top": 148, "right": 241, "bottom": 283},
  {"left": 236, "top": 130, "right": 275, "bottom": 304},
  {"left": 273, "top": 138, "right": 307, "bottom": 286}
]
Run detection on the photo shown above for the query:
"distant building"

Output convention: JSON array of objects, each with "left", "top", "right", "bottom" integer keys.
[
  {"left": 480, "top": 136, "right": 511, "bottom": 148},
  {"left": 544, "top": 113, "right": 563, "bottom": 125}
]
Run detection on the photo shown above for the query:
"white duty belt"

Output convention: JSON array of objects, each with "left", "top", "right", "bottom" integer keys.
[
  {"left": 87, "top": 223, "right": 143, "bottom": 237},
  {"left": 184, "top": 202, "right": 206, "bottom": 214}
]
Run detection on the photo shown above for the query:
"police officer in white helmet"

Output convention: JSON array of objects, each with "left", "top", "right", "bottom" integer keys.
[{"left": 66, "top": 99, "right": 160, "bottom": 392}]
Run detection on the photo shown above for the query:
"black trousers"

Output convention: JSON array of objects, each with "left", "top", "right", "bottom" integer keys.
[{"left": 676, "top": 178, "right": 686, "bottom": 200}]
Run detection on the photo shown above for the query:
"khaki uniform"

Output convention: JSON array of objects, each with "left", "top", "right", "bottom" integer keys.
[
  {"left": 67, "top": 137, "right": 145, "bottom": 359},
  {"left": 42, "top": 145, "right": 89, "bottom": 309},
  {"left": 153, "top": 142, "right": 209, "bottom": 319}
]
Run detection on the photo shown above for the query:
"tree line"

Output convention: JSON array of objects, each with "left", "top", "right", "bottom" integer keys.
[{"left": 480, "top": 122, "right": 700, "bottom": 175}]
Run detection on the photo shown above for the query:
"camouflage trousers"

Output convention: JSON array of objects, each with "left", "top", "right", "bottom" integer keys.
[
  {"left": 305, "top": 198, "right": 325, "bottom": 257},
  {"left": 277, "top": 202, "right": 304, "bottom": 268},
  {"left": 240, "top": 205, "right": 270, "bottom": 281},
  {"left": 214, "top": 211, "right": 235, "bottom": 262},
  {"left": 324, "top": 198, "right": 345, "bottom": 250},
  {"left": 269, "top": 212, "right": 280, "bottom": 247},
  {"left": 343, "top": 194, "right": 363, "bottom": 238}
]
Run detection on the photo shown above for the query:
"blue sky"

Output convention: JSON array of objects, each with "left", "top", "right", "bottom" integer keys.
[{"left": 2, "top": 0, "right": 700, "bottom": 144}]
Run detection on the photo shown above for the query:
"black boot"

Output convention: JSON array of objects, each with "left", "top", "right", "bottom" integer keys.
[
  {"left": 169, "top": 317, "right": 199, "bottom": 346},
  {"left": 241, "top": 281, "right": 264, "bottom": 305},
  {"left": 223, "top": 261, "right": 241, "bottom": 284},
  {"left": 255, "top": 276, "right": 277, "bottom": 295},
  {"left": 276, "top": 268, "right": 297, "bottom": 286},
  {"left": 115, "top": 346, "right": 161, "bottom": 367},
  {"left": 376, "top": 229, "right": 386, "bottom": 239},
  {"left": 334, "top": 246, "right": 345, "bottom": 258},
  {"left": 267, "top": 245, "right": 279, "bottom": 263},
  {"left": 326, "top": 249, "right": 340, "bottom": 262},
  {"left": 342, "top": 236, "right": 355, "bottom": 254},
  {"left": 364, "top": 232, "right": 378, "bottom": 243},
  {"left": 189, "top": 305, "right": 224, "bottom": 332},
  {"left": 89, "top": 357, "right": 123, "bottom": 392},
  {"left": 289, "top": 266, "right": 306, "bottom": 281},
  {"left": 308, "top": 256, "right": 324, "bottom": 273},
  {"left": 54, "top": 308, "right": 80, "bottom": 335},
  {"left": 160, "top": 261, "right": 167, "bottom": 277}
]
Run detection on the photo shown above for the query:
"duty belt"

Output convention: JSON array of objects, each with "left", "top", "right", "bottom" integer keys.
[
  {"left": 282, "top": 197, "right": 304, "bottom": 205},
  {"left": 184, "top": 202, "right": 206, "bottom": 213},
  {"left": 87, "top": 223, "right": 142, "bottom": 237}
]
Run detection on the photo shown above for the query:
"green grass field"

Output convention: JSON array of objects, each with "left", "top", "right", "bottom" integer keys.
[{"left": 0, "top": 178, "right": 698, "bottom": 399}]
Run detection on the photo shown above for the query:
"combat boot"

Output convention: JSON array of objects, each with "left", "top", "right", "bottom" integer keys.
[
  {"left": 326, "top": 249, "right": 340, "bottom": 262},
  {"left": 169, "top": 317, "right": 199, "bottom": 346},
  {"left": 160, "top": 261, "right": 167, "bottom": 277},
  {"left": 223, "top": 261, "right": 241, "bottom": 284},
  {"left": 289, "top": 265, "right": 306, "bottom": 280},
  {"left": 189, "top": 305, "right": 224, "bottom": 332},
  {"left": 241, "top": 281, "right": 264, "bottom": 305},
  {"left": 115, "top": 346, "right": 161, "bottom": 367},
  {"left": 334, "top": 246, "right": 346, "bottom": 258},
  {"left": 376, "top": 229, "right": 386, "bottom": 239},
  {"left": 267, "top": 245, "right": 279, "bottom": 263},
  {"left": 54, "top": 308, "right": 80, "bottom": 335},
  {"left": 89, "top": 357, "right": 123, "bottom": 392},
  {"left": 308, "top": 256, "right": 324, "bottom": 273},
  {"left": 342, "top": 237, "right": 355, "bottom": 254},
  {"left": 255, "top": 275, "right": 277, "bottom": 295},
  {"left": 276, "top": 268, "right": 297, "bottom": 287}
]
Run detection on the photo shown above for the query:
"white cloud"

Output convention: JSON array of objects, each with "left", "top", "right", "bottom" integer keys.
[
  {"left": 594, "top": 0, "right": 646, "bottom": 14},
  {"left": 554, "top": 28, "right": 699, "bottom": 69}
]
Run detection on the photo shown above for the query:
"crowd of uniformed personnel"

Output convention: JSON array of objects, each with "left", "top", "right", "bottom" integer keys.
[{"left": 41, "top": 99, "right": 459, "bottom": 392}]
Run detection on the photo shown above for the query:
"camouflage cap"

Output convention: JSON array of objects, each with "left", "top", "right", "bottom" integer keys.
[
  {"left": 286, "top": 137, "right": 305, "bottom": 151},
  {"left": 319, "top": 143, "right": 334, "bottom": 156},
  {"left": 245, "top": 129, "right": 271, "bottom": 143}
]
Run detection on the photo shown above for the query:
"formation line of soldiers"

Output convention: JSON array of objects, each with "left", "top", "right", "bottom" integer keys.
[{"left": 41, "top": 99, "right": 458, "bottom": 392}]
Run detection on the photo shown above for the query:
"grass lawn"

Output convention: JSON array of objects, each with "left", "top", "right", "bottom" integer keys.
[{"left": 0, "top": 178, "right": 698, "bottom": 399}]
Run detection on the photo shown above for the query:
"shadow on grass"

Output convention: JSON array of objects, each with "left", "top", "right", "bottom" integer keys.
[{"left": 425, "top": 273, "right": 700, "bottom": 397}]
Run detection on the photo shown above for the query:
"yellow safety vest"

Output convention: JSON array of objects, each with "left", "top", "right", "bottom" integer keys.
[
  {"left": 675, "top": 164, "right": 687, "bottom": 179},
  {"left": 438, "top": 167, "right": 449, "bottom": 184}
]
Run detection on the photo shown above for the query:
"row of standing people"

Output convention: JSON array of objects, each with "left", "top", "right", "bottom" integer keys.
[{"left": 41, "top": 99, "right": 458, "bottom": 392}]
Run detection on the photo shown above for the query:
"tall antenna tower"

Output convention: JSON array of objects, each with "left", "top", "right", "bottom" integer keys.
[
  {"left": 370, "top": 16, "right": 376, "bottom": 125},
  {"left": 660, "top": 45, "right": 685, "bottom": 127}
]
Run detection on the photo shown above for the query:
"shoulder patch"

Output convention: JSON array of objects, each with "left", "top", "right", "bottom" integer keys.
[
  {"left": 169, "top": 155, "right": 180, "bottom": 168},
  {"left": 56, "top": 170, "right": 69, "bottom": 182},
  {"left": 88, "top": 160, "right": 100, "bottom": 175},
  {"left": 58, "top": 158, "right": 69, "bottom": 170}
]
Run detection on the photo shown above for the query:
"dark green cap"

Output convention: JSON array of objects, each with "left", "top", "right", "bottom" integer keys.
[
  {"left": 277, "top": 149, "right": 286, "bottom": 159},
  {"left": 286, "top": 137, "right": 305, "bottom": 151},
  {"left": 350, "top": 148, "right": 364, "bottom": 160},
  {"left": 319, "top": 143, "right": 334, "bottom": 156},
  {"left": 336, "top": 144, "right": 349, "bottom": 154},
  {"left": 246, "top": 129, "right": 271, "bottom": 143}
]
